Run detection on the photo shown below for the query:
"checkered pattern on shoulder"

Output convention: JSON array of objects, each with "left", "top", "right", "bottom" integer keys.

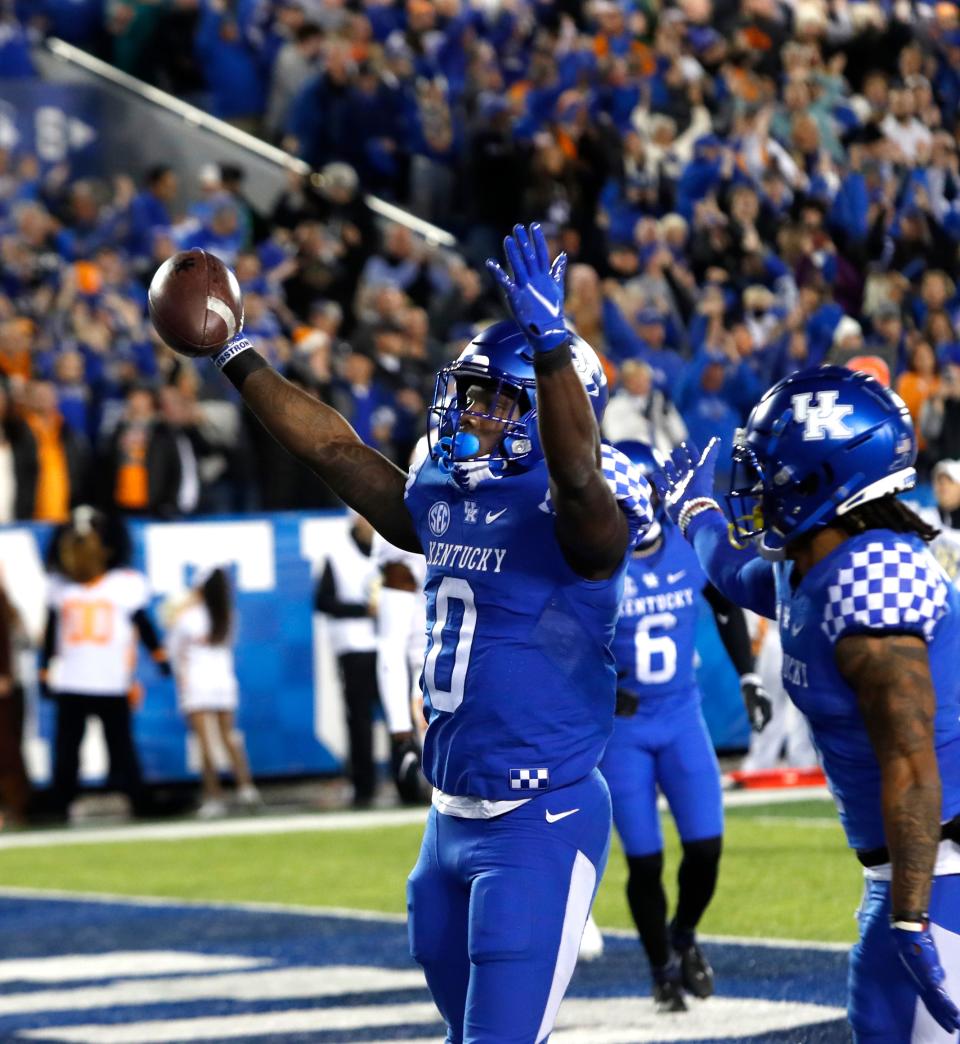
[
  {"left": 538, "top": 444, "right": 654, "bottom": 539},
  {"left": 821, "top": 539, "right": 949, "bottom": 644},
  {"left": 510, "top": 768, "right": 549, "bottom": 790}
]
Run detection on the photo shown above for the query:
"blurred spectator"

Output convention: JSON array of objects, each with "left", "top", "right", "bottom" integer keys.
[
  {"left": 898, "top": 341, "right": 941, "bottom": 477},
  {"left": 52, "top": 351, "right": 94, "bottom": 441},
  {"left": 0, "top": 381, "right": 34, "bottom": 522},
  {"left": 126, "top": 165, "right": 178, "bottom": 264},
  {"left": 933, "top": 460, "right": 960, "bottom": 530},
  {"left": 22, "top": 381, "right": 90, "bottom": 523},
  {"left": 41, "top": 509, "right": 169, "bottom": 821},
  {"left": 100, "top": 384, "right": 181, "bottom": 518},
  {"left": 923, "top": 363, "right": 960, "bottom": 464},
  {"left": 0, "top": 575, "right": 29, "bottom": 828},
  {"left": 266, "top": 23, "right": 325, "bottom": 142},
  {"left": 285, "top": 38, "right": 356, "bottom": 170},
  {"left": 315, "top": 512, "right": 382, "bottom": 808},
  {"left": 157, "top": 384, "right": 203, "bottom": 516},
  {"left": 193, "top": 0, "right": 266, "bottom": 131},
  {"left": 167, "top": 566, "right": 260, "bottom": 818},
  {"left": 331, "top": 348, "right": 396, "bottom": 457},
  {"left": 601, "top": 359, "right": 687, "bottom": 456}
]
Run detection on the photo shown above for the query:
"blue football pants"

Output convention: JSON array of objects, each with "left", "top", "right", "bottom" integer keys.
[
  {"left": 407, "top": 769, "right": 611, "bottom": 1044},
  {"left": 600, "top": 697, "right": 723, "bottom": 856},
  {"left": 850, "top": 874, "right": 960, "bottom": 1043}
]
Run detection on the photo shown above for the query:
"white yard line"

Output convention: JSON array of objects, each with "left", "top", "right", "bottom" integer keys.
[{"left": 0, "top": 786, "right": 830, "bottom": 851}]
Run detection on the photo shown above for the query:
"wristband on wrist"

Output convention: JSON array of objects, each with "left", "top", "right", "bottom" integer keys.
[
  {"left": 892, "top": 912, "right": 928, "bottom": 929},
  {"left": 213, "top": 336, "right": 269, "bottom": 391},
  {"left": 678, "top": 497, "right": 722, "bottom": 537},
  {"left": 532, "top": 339, "right": 572, "bottom": 375},
  {"left": 740, "top": 672, "right": 762, "bottom": 687},
  {"left": 213, "top": 335, "right": 252, "bottom": 370}
]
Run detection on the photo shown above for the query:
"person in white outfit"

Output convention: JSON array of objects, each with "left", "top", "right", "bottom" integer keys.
[
  {"left": 740, "top": 614, "right": 818, "bottom": 773},
  {"left": 167, "top": 568, "right": 259, "bottom": 818},
  {"left": 316, "top": 512, "right": 383, "bottom": 807},
  {"left": 372, "top": 529, "right": 429, "bottom": 804}
]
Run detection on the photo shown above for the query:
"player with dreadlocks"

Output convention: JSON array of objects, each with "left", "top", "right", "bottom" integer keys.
[{"left": 655, "top": 365, "right": 960, "bottom": 1042}]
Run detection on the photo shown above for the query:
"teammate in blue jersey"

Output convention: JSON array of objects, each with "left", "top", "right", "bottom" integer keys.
[
  {"left": 655, "top": 365, "right": 960, "bottom": 1042},
  {"left": 601, "top": 441, "right": 770, "bottom": 1013},
  {"left": 199, "top": 223, "right": 653, "bottom": 1043}
]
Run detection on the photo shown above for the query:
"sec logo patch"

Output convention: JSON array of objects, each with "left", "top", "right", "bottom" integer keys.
[{"left": 428, "top": 502, "right": 450, "bottom": 537}]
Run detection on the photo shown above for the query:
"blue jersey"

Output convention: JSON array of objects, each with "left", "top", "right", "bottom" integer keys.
[
  {"left": 404, "top": 452, "right": 648, "bottom": 800},
  {"left": 770, "top": 530, "right": 960, "bottom": 851},
  {"left": 613, "top": 525, "right": 706, "bottom": 710}
]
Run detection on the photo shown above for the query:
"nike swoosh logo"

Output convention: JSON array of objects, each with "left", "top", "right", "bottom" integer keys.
[
  {"left": 545, "top": 808, "right": 580, "bottom": 824},
  {"left": 667, "top": 571, "right": 686, "bottom": 583},
  {"left": 485, "top": 508, "right": 507, "bottom": 523},
  {"left": 790, "top": 623, "right": 803, "bottom": 636},
  {"left": 527, "top": 284, "right": 561, "bottom": 318}
]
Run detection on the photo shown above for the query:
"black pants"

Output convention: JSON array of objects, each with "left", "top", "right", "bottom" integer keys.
[
  {"left": 52, "top": 693, "right": 146, "bottom": 815},
  {"left": 338, "top": 652, "right": 380, "bottom": 803},
  {"left": 0, "top": 685, "right": 29, "bottom": 823}
]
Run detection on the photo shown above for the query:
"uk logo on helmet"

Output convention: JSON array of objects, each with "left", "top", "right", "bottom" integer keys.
[
  {"left": 792, "top": 391, "right": 854, "bottom": 441},
  {"left": 428, "top": 502, "right": 450, "bottom": 537}
]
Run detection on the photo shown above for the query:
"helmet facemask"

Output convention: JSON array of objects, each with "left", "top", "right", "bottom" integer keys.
[
  {"left": 726, "top": 431, "right": 769, "bottom": 545},
  {"left": 428, "top": 365, "right": 536, "bottom": 475}
]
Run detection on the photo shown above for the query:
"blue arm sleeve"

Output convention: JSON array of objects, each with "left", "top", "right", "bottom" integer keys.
[{"left": 688, "top": 509, "right": 778, "bottom": 620}]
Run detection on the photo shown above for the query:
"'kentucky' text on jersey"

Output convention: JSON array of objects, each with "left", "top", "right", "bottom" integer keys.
[{"left": 405, "top": 451, "right": 641, "bottom": 800}]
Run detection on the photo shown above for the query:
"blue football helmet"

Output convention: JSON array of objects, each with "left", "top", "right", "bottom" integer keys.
[
  {"left": 428, "top": 320, "right": 608, "bottom": 474},
  {"left": 728, "top": 364, "right": 917, "bottom": 551},
  {"left": 613, "top": 440, "right": 664, "bottom": 477}
]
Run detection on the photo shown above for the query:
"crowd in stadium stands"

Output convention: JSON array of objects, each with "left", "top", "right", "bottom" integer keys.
[{"left": 5, "top": 0, "right": 960, "bottom": 520}]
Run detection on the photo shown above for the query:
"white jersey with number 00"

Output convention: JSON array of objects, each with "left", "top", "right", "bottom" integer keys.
[{"left": 48, "top": 568, "right": 150, "bottom": 696}]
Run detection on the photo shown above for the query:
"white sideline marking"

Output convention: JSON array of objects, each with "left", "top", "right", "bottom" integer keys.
[
  {"left": 0, "top": 888, "right": 852, "bottom": 950},
  {"left": 0, "top": 951, "right": 264, "bottom": 984},
  {"left": 17, "top": 996, "right": 845, "bottom": 1043},
  {"left": 17, "top": 1001, "right": 442, "bottom": 1042},
  {"left": 0, "top": 786, "right": 830, "bottom": 851},
  {"left": 0, "top": 965, "right": 425, "bottom": 1016},
  {"left": 0, "top": 809, "right": 429, "bottom": 849}
]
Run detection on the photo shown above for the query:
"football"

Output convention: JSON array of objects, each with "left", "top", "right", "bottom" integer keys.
[{"left": 148, "top": 248, "right": 244, "bottom": 357}]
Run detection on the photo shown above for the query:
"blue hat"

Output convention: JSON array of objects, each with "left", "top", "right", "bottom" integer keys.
[
  {"left": 636, "top": 307, "right": 667, "bottom": 326},
  {"left": 687, "top": 26, "right": 722, "bottom": 52},
  {"left": 695, "top": 133, "right": 723, "bottom": 152}
]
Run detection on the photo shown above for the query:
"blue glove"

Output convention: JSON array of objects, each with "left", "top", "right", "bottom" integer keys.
[
  {"left": 893, "top": 921, "right": 960, "bottom": 1033},
  {"left": 650, "top": 438, "right": 721, "bottom": 530},
  {"left": 486, "top": 223, "right": 568, "bottom": 354}
]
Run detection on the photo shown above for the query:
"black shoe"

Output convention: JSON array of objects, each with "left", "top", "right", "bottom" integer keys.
[
  {"left": 677, "top": 940, "right": 714, "bottom": 998},
  {"left": 653, "top": 977, "right": 687, "bottom": 1013}
]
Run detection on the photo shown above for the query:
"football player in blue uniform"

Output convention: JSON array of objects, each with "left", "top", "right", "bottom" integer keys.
[
  {"left": 602, "top": 441, "right": 769, "bottom": 1013},
  {"left": 201, "top": 223, "right": 653, "bottom": 1043},
  {"left": 654, "top": 365, "right": 960, "bottom": 1042}
]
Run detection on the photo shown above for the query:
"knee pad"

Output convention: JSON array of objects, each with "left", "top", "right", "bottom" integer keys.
[{"left": 680, "top": 835, "right": 722, "bottom": 865}]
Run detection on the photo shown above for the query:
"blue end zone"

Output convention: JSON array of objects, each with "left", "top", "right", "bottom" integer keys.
[{"left": 0, "top": 894, "right": 851, "bottom": 1043}]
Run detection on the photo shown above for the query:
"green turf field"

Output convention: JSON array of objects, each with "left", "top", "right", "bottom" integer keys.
[{"left": 0, "top": 798, "right": 862, "bottom": 943}]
